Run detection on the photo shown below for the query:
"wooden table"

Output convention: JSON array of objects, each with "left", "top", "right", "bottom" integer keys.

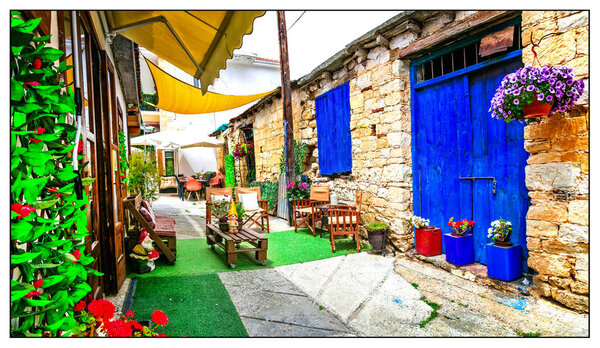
[{"left": 206, "top": 224, "right": 268, "bottom": 269}]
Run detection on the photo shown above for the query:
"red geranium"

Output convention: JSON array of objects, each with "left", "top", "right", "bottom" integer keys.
[
  {"left": 74, "top": 300, "right": 87, "bottom": 311},
  {"left": 125, "top": 310, "right": 135, "bottom": 318},
  {"left": 77, "top": 140, "right": 84, "bottom": 154},
  {"left": 29, "top": 137, "right": 41, "bottom": 143},
  {"left": 103, "top": 319, "right": 133, "bottom": 337},
  {"left": 152, "top": 310, "right": 169, "bottom": 326},
  {"left": 87, "top": 299, "right": 115, "bottom": 321},
  {"left": 11, "top": 203, "right": 35, "bottom": 219},
  {"left": 447, "top": 217, "right": 475, "bottom": 236},
  {"left": 33, "top": 279, "right": 44, "bottom": 288},
  {"left": 35, "top": 127, "right": 45, "bottom": 134}
]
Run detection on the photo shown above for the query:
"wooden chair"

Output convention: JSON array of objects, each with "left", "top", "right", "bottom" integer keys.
[
  {"left": 123, "top": 194, "right": 176, "bottom": 264},
  {"left": 184, "top": 179, "right": 203, "bottom": 201},
  {"left": 326, "top": 208, "right": 362, "bottom": 253},
  {"left": 205, "top": 187, "right": 233, "bottom": 225},
  {"left": 235, "top": 187, "right": 270, "bottom": 233},
  {"left": 292, "top": 185, "right": 330, "bottom": 236}
]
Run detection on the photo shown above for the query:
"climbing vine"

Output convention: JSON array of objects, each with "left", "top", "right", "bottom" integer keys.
[
  {"left": 118, "top": 130, "right": 129, "bottom": 184},
  {"left": 224, "top": 153, "right": 236, "bottom": 188},
  {"left": 10, "top": 12, "right": 98, "bottom": 337}
]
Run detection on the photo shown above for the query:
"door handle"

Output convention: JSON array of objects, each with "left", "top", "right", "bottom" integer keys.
[{"left": 459, "top": 176, "right": 497, "bottom": 194}]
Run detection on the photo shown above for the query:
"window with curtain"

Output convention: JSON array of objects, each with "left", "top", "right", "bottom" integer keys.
[{"left": 315, "top": 82, "right": 352, "bottom": 175}]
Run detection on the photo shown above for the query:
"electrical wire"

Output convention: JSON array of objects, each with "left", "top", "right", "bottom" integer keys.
[{"left": 287, "top": 11, "right": 306, "bottom": 31}]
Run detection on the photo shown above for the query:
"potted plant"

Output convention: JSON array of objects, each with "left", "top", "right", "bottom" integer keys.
[
  {"left": 405, "top": 215, "right": 441, "bottom": 257},
  {"left": 286, "top": 180, "right": 310, "bottom": 201},
  {"left": 211, "top": 200, "right": 230, "bottom": 232},
  {"left": 235, "top": 202, "right": 245, "bottom": 225},
  {"left": 486, "top": 218, "right": 521, "bottom": 281},
  {"left": 365, "top": 222, "right": 389, "bottom": 256},
  {"left": 490, "top": 65, "right": 585, "bottom": 122},
  {"left": 443, "top": 217, "right": 475, "bottom": 266}
]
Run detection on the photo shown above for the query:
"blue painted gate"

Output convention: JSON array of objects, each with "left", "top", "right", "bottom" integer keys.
[{"left": 411, "top": 57, "right": 529, "bottom": 270}]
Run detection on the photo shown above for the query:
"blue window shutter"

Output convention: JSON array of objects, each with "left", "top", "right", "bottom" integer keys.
[{"left": 315, "top": 82, "right": 352, "bottom": 175}]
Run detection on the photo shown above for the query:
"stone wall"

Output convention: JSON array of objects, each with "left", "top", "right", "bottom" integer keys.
[
  {"left": 227, "top": 11, "right": 486, "bottom": 252},
  {"left": 521, "top": 11, "right": 589, "bottom": 312}
]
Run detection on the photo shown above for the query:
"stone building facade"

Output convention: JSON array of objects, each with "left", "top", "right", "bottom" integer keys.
[{"left": 219, "top": 11, "right": 589, "bottom": 311}]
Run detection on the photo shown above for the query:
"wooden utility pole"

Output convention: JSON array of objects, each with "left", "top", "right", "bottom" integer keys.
[{"left": 277, "top": 11, "right": 295, "bottom": 225}]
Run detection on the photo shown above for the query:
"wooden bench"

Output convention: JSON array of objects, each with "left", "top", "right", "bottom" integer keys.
[
  {"left": 123, "top": 194, "right": 177, "bottom": 264},
  {"left": 206, "top": 224, "right": 268, "bottom": 269}
]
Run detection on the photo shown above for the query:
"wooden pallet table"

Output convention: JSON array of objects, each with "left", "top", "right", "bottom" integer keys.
[{"left": 206, "top": 224, "right": 268, "bottom": 269}]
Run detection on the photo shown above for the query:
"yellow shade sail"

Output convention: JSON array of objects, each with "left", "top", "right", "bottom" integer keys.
[
  {"left": 146, "top": 59, "right": 276, "bottom": 114},
  {"left": 105, "top": 10, "right": 266, "bottom": 94}
]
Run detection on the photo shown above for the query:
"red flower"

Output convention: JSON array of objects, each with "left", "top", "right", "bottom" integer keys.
[
  {"left": 11, "top": 203, "right": 35, "bottom": 219},
  {"left": 125, "top": 310, "right": 135, "bottom": 318},
  {"left": 72, "top": 249, "right": 82, "bottom": 263},
  {"left": 468, "top": 220, "right": 475, "bottom": 226},
  {"left": 24, "top": 290, "right": 42, "bottom": 299},
  {"left": 151, "top": 310, "right": 168, "bottom": 326},
  {"left": 88, "top": 299, "right": 115, "bottom": 321},
  {"left": 74, "top": 300, "right": 87, "bottom": 311},
  {"left": 155, "top": 333, "right": 168, "bottom": 337},
  {"left": 77, "top": 140, "right": 84, "bottom": 154},
  {"left": 33, "top": 279, "right": 44, "bottom": 288},
  {"left": 35, "top": 127, "right": 45, "bottom": 134},
  {"left": 32, "top": 58, "right": 42, "bottom": 69},
  {"left": 29, "top": 137, "right": 41, "bottom": 144},
  {"left": 130, "top": 320, "right": 143, "bottom": 330},
  {"left": 104, "top": 319, "right": 133, "bottom": 337}
]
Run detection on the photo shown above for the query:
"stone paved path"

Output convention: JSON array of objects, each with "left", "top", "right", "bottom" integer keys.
[{"left": 141, "top": 194, "right": 589, "bottom": 337}]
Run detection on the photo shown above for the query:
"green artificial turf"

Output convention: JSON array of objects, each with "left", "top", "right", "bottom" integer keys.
[
  {"left": 131, "top": 274, "right": 248, "bottom": 337},
  {"left": 130, "top": 229, "right": 370, "bottom": 278}
]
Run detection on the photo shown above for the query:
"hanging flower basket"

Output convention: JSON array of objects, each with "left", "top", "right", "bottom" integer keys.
[
  {"left": 490, "top": 65, "right": 585, "bottom": 122},
  {"left": 232, "top": 142, "right": 253, "bottom": 159}
]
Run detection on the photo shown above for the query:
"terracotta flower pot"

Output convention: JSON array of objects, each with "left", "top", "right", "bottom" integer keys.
[{"left": 523, "top": 100, "right": 552, "bottom": 119}]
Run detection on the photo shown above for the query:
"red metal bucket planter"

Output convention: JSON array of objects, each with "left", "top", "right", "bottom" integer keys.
[{"left": 415, "top": 227, "right": 442, "bottom": 256}]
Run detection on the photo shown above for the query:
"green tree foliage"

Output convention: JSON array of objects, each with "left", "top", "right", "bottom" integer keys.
[
  {"left": 127, "top": 151, "right": 160, "bottom": 201},
  {"left": 10, "top": 12, "right": 100, "bottom": 337}
]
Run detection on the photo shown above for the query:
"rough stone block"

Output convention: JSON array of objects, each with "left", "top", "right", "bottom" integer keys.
[
  {"left": 570, "top": 281, "right": 589, "bottom": 295},
  {"left": 558, "top": 11, "right": 588, "bottom": 33},
  {"left": 555, "top": 289, "right": 589, "bottom": 312},
  {"left": 389, "top": 31, "right": 419, "bottom": 50},
  {"left": 527, "top": 202, "right": 568, "bottom": 223},
  {"left": 558, "top": 223, "right": 589, "bottom": 243},
  {"left": 567, "top": 200, "right": 588, "bottom": 225},
  {"left": 528, "top": 252, "right": 572, "bottom": 278}
]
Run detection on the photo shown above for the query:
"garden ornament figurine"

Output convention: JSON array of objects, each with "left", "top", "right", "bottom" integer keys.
[
  {"left": 130, "top": 230, "right": 159, "bottom": 274},
  {"left": 227, "top": 199, "right": 239, "bottom": 234}
]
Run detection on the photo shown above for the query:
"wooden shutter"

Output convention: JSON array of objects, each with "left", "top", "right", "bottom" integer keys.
[{"left": 315, "top": 82, "right": 352, "bottom": 175}]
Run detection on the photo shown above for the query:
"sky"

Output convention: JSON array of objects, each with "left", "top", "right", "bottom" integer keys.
[{"left": 237, "top": 11, "right": 402, "bottom": 80}]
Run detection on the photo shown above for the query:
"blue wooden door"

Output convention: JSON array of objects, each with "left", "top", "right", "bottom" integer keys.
[{"left": 412, "top": 57, "right": 529, "bottom": 269}]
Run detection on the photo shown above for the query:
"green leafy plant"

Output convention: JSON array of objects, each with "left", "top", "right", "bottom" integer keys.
[
  {"left": 250, "top": 180, "right": 278, "bottom": 212},
  {"left": 10, "top": 12, "right": 99, "bottom": 337},
  {"left": 365, "top": 222, "right": 390, "bottom": 232},
  {"left": 286, "top": 180, "right": 310, "bottom": 201},
  {"left": 140, "top": 93, "right": 158, "bottom": 111},
  {"left": 118, "top": 131, "right": 128, "bottom": 184},
  {"left": 515, "top": 330, "right": 541, "bottom": 337},
  {"left": 280, "top": 140, "right": 308, "bottom": 175},
  {"left": 224, "top": 154, "right": 235, "bottom": 188},
  {"left": 235, "top": 202, "right": 245, "bottom": 217},
  {"left": 127, "top": 151, "right": 160, "bottom": 201}
]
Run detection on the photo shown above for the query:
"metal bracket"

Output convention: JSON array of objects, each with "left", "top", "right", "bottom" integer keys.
[{"left": 459, "top": 176, "right": 497, "bottom": 194}]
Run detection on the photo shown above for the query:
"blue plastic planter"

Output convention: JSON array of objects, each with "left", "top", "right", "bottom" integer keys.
[
  {"left": 443, "top": 233, "right": 474, "bottom": 266},
  {"left": 486, "top": 243, "right": 522, "bottom": 281}
]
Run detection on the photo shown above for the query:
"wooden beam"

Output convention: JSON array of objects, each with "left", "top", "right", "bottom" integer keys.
[
  {"left": 277, "top": 11, "right": 295, "bottom": 225},
  {"left": 397, "top": 11, "right": 513, "bottom": 59}
]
